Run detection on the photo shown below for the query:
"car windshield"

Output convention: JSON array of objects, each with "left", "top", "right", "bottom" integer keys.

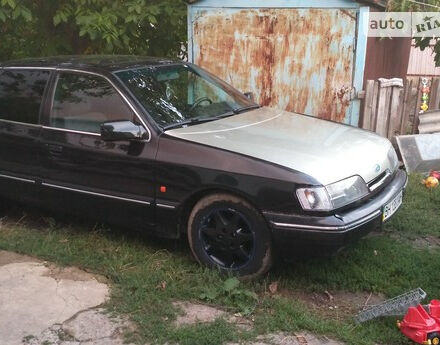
[{"left": 115, "top": 64, "right": 258, "bottom": 129}]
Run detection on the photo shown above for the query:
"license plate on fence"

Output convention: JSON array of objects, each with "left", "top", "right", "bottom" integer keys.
[{"left": 382, "top": 190, "right": 403, "bottom": 222}]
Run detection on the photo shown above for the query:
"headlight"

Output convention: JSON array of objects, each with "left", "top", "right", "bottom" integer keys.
[
  {"left": 296, "top": 176, "right": 369, "bottom": 211},
  {"left": 296, "top": 186, "right": 332, "bottom": 211}
]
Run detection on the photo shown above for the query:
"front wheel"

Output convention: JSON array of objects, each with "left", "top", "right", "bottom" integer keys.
[
  {"left": 187, "top": 194, "right": 273, "bottom": 279},
  {"left": 429, "top": 333, "right": 440, "bottom": 345}
]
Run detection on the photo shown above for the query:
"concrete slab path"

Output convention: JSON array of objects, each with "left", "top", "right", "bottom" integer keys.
[{"left": 0, "top": 251, "right": 110, "bottom": 345}]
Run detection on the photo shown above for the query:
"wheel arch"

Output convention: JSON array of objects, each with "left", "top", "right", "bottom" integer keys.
[{"left": 177, "top": 186, "right": 264, "bottom": 235}]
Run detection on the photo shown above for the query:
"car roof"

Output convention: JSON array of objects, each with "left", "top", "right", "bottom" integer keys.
[{"left": 0, "top": 55, "right": 182, "bottom": 72}]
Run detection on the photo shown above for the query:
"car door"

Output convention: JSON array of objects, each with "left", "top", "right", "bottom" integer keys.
[
  {"left": 0, "top": 68, "right": 51, "bottom": 202},
  {"left": 39, "top": 69, "right": 157, "bottom": 229}
]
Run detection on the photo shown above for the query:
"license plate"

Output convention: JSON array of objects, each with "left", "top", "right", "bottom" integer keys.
[{"left": 382, "top": 190, "right": 403, "bottom": 222}]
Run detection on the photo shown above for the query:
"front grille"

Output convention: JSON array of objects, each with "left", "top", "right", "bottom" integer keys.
[{"left": 368, "top": 169, "right": 392, "bottom": 192}]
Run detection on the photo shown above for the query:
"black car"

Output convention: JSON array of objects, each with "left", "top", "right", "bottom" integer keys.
[{"left": 0, "top": 56, "right": 407, "bottom": 278}]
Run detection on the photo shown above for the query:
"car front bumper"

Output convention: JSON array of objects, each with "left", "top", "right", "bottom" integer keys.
[{"left": 264, "top": 169, "right": 408, "bottom": 258}]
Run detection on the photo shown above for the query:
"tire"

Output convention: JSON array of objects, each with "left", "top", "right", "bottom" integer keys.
[
  {"left": 187, "top": 193, "right": 273, "bottom": 279},
  {"left": 429, "top": 333, "right": 440, "bottom": 345}
]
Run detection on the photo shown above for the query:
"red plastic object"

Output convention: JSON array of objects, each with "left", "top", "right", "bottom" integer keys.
[
  {"left": 430, "top": 300, "right": 440, "bottom": 319},
  {"left": 430, "top": 170, "right": 440, "bottom": 180},
  {"left": 399, "top": 301, "right": 440, "bottom": 344}
]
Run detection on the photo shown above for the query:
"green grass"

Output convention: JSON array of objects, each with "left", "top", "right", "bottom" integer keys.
[
  {"left": 385, "top": 174, "right": 440, "bottom": 238},
  {"left": 0, "top": 174, "right": 439, "bottom": 345}
]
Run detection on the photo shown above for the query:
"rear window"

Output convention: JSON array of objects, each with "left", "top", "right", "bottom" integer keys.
[{"left": 0, "top": 69, "right": 50, "bottom": 125}]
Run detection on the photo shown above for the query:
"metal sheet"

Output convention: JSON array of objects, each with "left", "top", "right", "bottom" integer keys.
[
  {"left": 396, "top": 133, "right": 440, "bottom": 173},
  {"left": 418, "top": 110, "right": 440, "bottom": 134},
  {"left": 192, "top": 8, "right": 357, "bottom": 122}
]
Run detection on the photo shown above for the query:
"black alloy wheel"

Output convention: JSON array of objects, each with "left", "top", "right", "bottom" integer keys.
[
  {"left": 199, "top": 207, "right": 254, "bottom": 269},
  {"left": 188, "top": 193, "right": 273, "bottom": 279}
]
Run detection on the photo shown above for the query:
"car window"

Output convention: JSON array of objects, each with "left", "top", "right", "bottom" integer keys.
[
  {"left": 116, "top": 64, "right": 256, "bottom": 128},
  {"left": 50, "top": 72, "right": 136, "bottom": 134},
  {"left": 0, "top": 69, "right": 50, "bottom": 125}
]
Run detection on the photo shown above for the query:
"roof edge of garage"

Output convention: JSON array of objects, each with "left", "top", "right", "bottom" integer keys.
[
  {"left": 185, "top": 0, "right": 386, "bottom": 8},
  {"left": 356, "top": 0, "right": 387, "bottom": 8}
]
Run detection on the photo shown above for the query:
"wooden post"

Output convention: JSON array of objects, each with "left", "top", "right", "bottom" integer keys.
[
  {"left": 400, "top": 79, "right": 413, "bottom": 136},
  {"left": 371, "top": 81, "right": 379, "bottom": 131},
  {"left": 362, "top": 80, "right": 375, "bottom": 130},
  {"left": 429, "top": 77, "right": 440, "bottom": 110},
  {"left": 388, "top": 86, "right": 404, "bottom": 141},
  {"left": 375, "top": 84, "right": 392, "bottom": 137},
  {"left": 374, "top": 79, "right": 401, "bottom": 137}
]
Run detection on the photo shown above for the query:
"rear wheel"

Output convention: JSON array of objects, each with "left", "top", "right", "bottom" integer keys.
[
  {"left": 429, "top": 333, "right": 440, "bottom": 345},
  {"left": 187, "top": 193, "right": 272, "bottom": 279}
]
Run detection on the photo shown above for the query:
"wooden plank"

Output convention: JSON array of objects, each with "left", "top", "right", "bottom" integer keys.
[
  {"left": 361, "top": 80, "right": 375, "bottom": 130},
  {"left": 378, "top": 78, "right": 404, "bottom": 88},
  {"left": 412, "top": 77, "right": 424, "bottom": 134},
  {"left": 357, "top": 90, "right": 366, "bottom": 99},
  {"left": 407, "top": 80, "right": 420, "bottom": 134},
  {"left": 400, "top": 78, "right": 413, "bottom": 136},
  {"left": 388, "top": 86, "right": 404, "bottom": 140},
  {"left": 375, "top": 81, "right": 392, "bottom": 137},
  {"left": 430, "top": 77, "right": 440, "bottom": 110},
  {"left": 371, "top": 81, "right": 380, "bottom": 131}
]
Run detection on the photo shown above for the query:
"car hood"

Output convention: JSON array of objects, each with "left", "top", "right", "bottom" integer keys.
[{"left": 165, "top": 107, "right": 395, "bottom": 185}]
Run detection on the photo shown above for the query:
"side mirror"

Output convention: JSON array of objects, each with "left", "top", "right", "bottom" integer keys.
[
  {"left": 244, "top": 92, "right": 255, "bottom": 101},
  {"left": 101, "top": 120, "right": 148, "bottom": 141}
]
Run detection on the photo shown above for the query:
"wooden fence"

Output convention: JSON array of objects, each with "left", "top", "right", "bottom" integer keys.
[{"left": 360, "top": 76, "right": 440, "bottom": 140}]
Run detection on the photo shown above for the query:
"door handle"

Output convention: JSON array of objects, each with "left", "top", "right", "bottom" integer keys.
[{"left": 45, "top": 144, "right": 64, "bottom": 154}]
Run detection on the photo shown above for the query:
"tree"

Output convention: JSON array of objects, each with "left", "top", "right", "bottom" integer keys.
[
  {"left": 0, "top": 0, "right": 187, "bottom": 61},
  {"left": 387, "top": 0, "right": 440, "bottom": 66}
]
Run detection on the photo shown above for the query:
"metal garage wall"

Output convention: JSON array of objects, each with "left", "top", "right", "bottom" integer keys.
[{"left": 188, "top": 0, "right": 369, "bottom": 126}]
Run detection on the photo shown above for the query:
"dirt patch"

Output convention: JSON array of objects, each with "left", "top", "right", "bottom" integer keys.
[
  {"left": 411, "top": 235, "right": 440, "bottom": 250},
  {"left": 227, "top": 332, "right": 344, "bottom": 345},
  {"left": 44, "top": 264, "right": 108, "bottom": 284},
  {"left": 388, "top": 233, "right": 440, "bottom": 250},
  {"left": 0, "top": 250, "right": 107, "bottom": 283},
  {"left": 0, "top": 250, "right": 40, "bottom": 266},
  {"left": 280, "top": 289, "right": 385, "bottom": 321},
  {"left": 174, "top": 301, "right": 225, "bottom": 326},
  {"left": 173, "top": 301, "right": 253, "bottom": 330}
]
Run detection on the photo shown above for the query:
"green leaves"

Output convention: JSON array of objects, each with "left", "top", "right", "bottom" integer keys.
[
  {"left": 199, "top": 277, "right": 259, "bottom": 316},
  {"left": 20, "top": 6, "right": 31, "bottom": 21},
  {"left": 11, "top": 4, "right": 31, "bottom": 21},
  {"left": 1, "top": 0, "right": 16, "bottom": 9},
  {"left": 199, "top": 287, "right": 220, "bottom": 301},
  {"left": 0, "top": 0, "right": 187, "bottom": 61},
  {"left": 53, "top": 7, "right": 70, "bottom": 26},
  {"left": 0, "top": 1, "right": 31, "bottom": 22},
  {"left": 223, "top": 277, "right": 240, "bottom": 292},
  {"left": 0, "top": 8, "right": 6, "bottom": 22}
]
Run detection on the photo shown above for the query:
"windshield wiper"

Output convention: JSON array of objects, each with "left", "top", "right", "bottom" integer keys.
[
  {"left": 163, "top": 109, "right": 241, "bottom": 131},
  {"left": 232, "top": 104, "right": 261, "bottom": 114},
  {"left": 163, "top": 116, "right": 218, "bottom": 130}
]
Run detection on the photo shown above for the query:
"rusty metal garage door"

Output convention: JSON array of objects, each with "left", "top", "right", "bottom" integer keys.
[{"left": 192, "top": 8, "right": 357, "bottom": 123}]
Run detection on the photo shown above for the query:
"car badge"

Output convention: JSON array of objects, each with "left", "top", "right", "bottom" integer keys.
[{"left": 375, "top": 164, "right": 381, "bottom": 173}]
